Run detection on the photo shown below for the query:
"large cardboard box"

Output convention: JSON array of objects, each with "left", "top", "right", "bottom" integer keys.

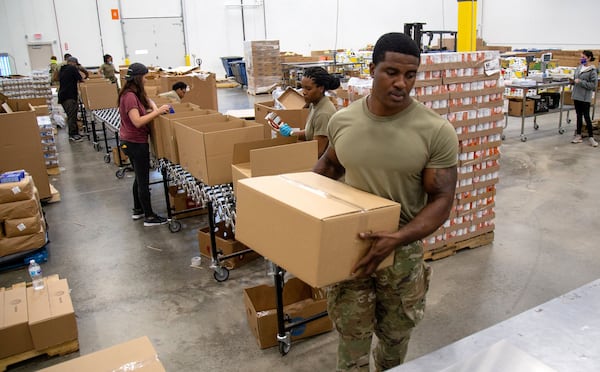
[
  {"left": 39, "top": 336, "right": 165, "bottom": 372},
  {"left": 0, "top": 283, "right": 34, "bottom": 358},
  {"left": 79, "top": 81, "right": 118, "bottom": 110},
  {"left": 0, "top": 225, "right": 46, "bottom": 257},
  {"left": 231, "top": 138, "right": 317, "bottom": 190},
  {"left": 0, "top": 105, "right": 51, "bottom": 199},
  {"left": 160, "top": 74, "right": 218, "bottom": 111},
  {"left": 150, "top": 109, "right": 220, "bottom": 162},
  {"left": 197, "top": 227, "right": 260, "bottom": 269},
  {"left": 254, "top": 100, "right": 309, "bottom": 139},
  {"left": 27, "top": 277, "right": 77, "bottom": 350},
  {"left": 174, "top": 117, "right": 265, "bottom": 185},
  {"left": 508, "top": 98, "right": 534, "bottom": 116},
  {"left": 243, "top": 277, "right": 332, "bottom": 349},
  {"left": 235, "top": 172, "right": 401, "bottom": 288}
]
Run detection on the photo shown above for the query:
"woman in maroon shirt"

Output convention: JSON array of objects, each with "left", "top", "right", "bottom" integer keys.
[{"left": 118, "top": 63, "right": 171, "bottom": 226}]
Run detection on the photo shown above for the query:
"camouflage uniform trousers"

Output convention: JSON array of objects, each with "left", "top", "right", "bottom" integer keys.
[{"left": 327, "top": 241, "right": 431, "bottom": 371}]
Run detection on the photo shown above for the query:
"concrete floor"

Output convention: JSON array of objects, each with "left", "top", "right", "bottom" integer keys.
[{"left": 2, "top": 88, "right": 599, "bottom": 371}]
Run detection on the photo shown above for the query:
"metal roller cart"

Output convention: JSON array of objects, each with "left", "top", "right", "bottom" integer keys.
[
  {"left": 92, "top": 108, "right": 133, "bottom": 178},
  {"left": 157, "top": 159, "right": 252, "bottom": 280}
]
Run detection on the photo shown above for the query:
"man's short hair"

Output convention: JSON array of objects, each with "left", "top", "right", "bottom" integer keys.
[
  {"left": 372, "top": 32, "right": 421, "bottom": 66},
  {"left": 172, "top": 82, "right": 187, "bottom": 91}
]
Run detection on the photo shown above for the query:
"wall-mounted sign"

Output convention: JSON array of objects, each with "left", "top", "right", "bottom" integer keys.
[{"left": 111, "top": 9, "right": 119, "bottom": 20}]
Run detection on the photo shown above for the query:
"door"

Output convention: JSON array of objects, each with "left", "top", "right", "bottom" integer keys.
[
  {"left": 27, "top": 44, "right": 54, "bottom": 72},
  {"left": 121, "top": 17, "right": 186, "bottom": 68}
]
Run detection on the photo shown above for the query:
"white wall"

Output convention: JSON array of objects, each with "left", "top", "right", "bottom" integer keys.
[{"left": 1, "top": 0, "right": 599, "bottom": 77}]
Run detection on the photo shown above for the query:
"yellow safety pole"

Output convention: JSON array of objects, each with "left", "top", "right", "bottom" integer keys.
[
  {"left": 185, "top": 55, "right": 191, "bottom": 66},
  {"left": 457, "top": 0, "right": 477, "bottom": 51}
]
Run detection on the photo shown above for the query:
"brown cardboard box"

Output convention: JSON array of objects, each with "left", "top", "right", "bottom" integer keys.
[
  {"left": 0, "top": 225, "right": 46, "bottom": 257},
  {"left": 27, "top": 277, "right": 78, "bottom": 350},
  {"left": 254, "top": 100, "right": 309, "bottom": 139},
  {"left": 39, "top": 336, "right": 165, "bottom": 372},
  {"left": 508, "top": 98, "right": 534, "bottom": 116},
  {"left": 197, "top": 227, "right": 260, "bottom": 269},
  {"left": 150, "top": 109, "right": 219, "bottom": 162},
  {"left": 235, "top": 172, "right": 401, "bottom": 288},
  {"left": 231, "top": 138, "right": 317, "bottom": 190},
  {"left": 174, "top": 117, "right": 265, "bottom": 185},
  {"left": 0, "top": 194, "right": 40, "bottom": 220},
  {"left": 111, "top": 146, "right": 129, "bottom": 166},
  {"left": 160, "top": 74, "right": 218, "bottom": 111},
  {"left": 243, "top": 277, "right": 332, "bottom": 349},
  {"left": 0, "top": 283, "right": 34, "bottom": 358},
  {"left": 4, "top": 215, "right": 43, "bottom": 238},
  {"left": 79, "top": 81, "right": 118, "bottom": 110},
  {"left": 0, "top": 176, "right": 35, "bottom": 204},
  {"left": 0, "top": 105, "right": 52, "bottom": 199},
  {"left": 563, "top": 91, "right": 574, "bottom": 105}
]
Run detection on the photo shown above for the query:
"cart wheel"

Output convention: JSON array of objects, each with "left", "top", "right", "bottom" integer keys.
[
  {"left": 567, "top": 118, "right": 571, "bottom": 124},
  {"left": 115, "top": 169, "right": 126, "bottom": 179},
  {"left": 520, "top": 135, "right": 527, "bottom": 142},
  {"left": 534, "top": 123, "right": 539, "bottom": 130},
  {"left": 213, "top": 267, "right": 230, "bottom": 282},
  {"left": 278, "top": 341, "right": 291, "bottom": 355},
  {"left": 558, "top": 128, "right": 565, "bottom": 134},
  {"left": 501, "top": 134, "right": 506, "bottom": 141},
  {"left": 168, "top": 220, "right": 182, "bottom": 233},
  {"left": 104, "top": 154, "right": 111, "bottom": 163}
]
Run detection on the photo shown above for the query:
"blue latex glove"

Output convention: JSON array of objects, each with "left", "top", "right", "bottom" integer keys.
[{"left": 279, "top": 123, "right": 293, "bottom": 136}]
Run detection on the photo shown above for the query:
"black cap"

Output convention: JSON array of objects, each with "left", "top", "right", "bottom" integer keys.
[
  {"left": 66, "top": 56, "right": 78, "bottom": 64},
  {"left": 125, "top": 63, "right": 149, "bottom": 81}
]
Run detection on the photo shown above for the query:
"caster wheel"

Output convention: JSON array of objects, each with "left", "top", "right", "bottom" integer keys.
[
  {"left": 104, "top": 154, "right": 111, "bottom": 163},
  {"left": 501, "top": 134, "right": 506, "bottom": 141},
  {"left": 168, "top": 220, "right": 182, "bottom": 233},
  {"left": 567, "top": 119, "right": 571, "bottom": 124},
  {"left": 115, "top": 169, "right": 125, "bottom": 179},
  {"left": 520, "top": 135, "right": 527, "bottom": 142},
  {"left": 558, "top": 128, "right": 565, "bottom": 134},
  {"left": 278, "top": 341, "right": 291, "bottom": 355},
  {"left": 534, "top": 124, "right": 539, "bottom": 130},
  {"left": 213, "top": 267, "right": 230, "bottom": 282}
]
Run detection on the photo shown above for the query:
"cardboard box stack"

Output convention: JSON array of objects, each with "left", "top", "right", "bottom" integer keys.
[
  {"left": 244, "top": 40, "right": 282, "bottom": 95},
  {"left": 0, "top": 73, "right": 52, "bottom": 103},
  {"left": 37, "top": 116, "right": 59, "bottom": 170},
  {"left": 411, "top": 51, "right": 502, "bottom": 253},
  {"left": 0, "top": 275, "right": 77, "bottom": 360},
  {"left": 0, "top": 172, "right": 47, "bottom": 257}
]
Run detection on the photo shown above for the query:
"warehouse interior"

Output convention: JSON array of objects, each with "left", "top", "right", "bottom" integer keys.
[{"left": 1, "top": 1, "right": 600, "bottom": 371}]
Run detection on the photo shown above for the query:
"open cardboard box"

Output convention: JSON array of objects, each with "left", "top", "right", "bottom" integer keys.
[
  {"left": 235, "top": 172, "right": 401, "bottom": 288},
  {"left": 159, "top": 74, "right": 218, "bottom": 111},
  {"left": 197, "top": 227, "right": 260, "bottom": 269},
  {"left": 254, "top": 88, "right": 308, "bottom": 138},
  {"left": 39, "top": 336, "right": 165, "bottom": 372},
  {"left": 231, "top": 137, "right": 318, "bottom": 190},
  {"left": 173, "top": 116, "right": 264, "bottom": 185},
  {"left": 243, "top": 277, "right": 332, "bottom": 349}
]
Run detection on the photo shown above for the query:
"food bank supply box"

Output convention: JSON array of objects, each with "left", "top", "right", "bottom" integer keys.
[
  {"left": 243, "top": 277, "right": 332, "bottom": 349},
  {"left": 39, "top": 336, "right": 165, "bottom": 372},
  {"left": 254, "top": 88, "right": 309, "bottom": 138},
  {"left": 79, "top": 80, "right": 118, "bottom": 110},
  {"left": 235, "top": 172, "right": 400, "bottom": 288},
  {"left": 508, "top": 98, "right": 534, "bottom": 117},
  {"left": 148, "top": 104, "right": 218, "bottom": 161},
  {"left": 231, "top": 137, "right": 317, "bottom": 189},
  {"left": 0, "top": 96, "right": 52, "bottom": 199},
  {"left": 173, "top": 116, "right": 264, "bottom": 185},
  {"left": 0, "top": 275, "right": 77, "bottom": 360}
]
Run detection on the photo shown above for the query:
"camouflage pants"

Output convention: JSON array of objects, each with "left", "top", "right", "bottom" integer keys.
[{"left": 327, "top": 241, "right": 431, "bottom": 372}]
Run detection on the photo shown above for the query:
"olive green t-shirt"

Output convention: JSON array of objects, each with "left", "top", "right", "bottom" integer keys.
[
  {"left": 327, "top": 97, "right": 458, "bottom": 226},
  {"left": 305, "top": 96, "right": 337, "bottom": 141}
]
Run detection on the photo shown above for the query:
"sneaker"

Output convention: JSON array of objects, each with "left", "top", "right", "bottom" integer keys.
[
  {"left": 143, "top": 214, "right": 168, "bottom": 227},
  {"left": 571, "top": 135, "right": 583, "bottom": 144},
  {"left": 131, "top": 209, "right": 144, "bottom": 220},
  {"left": 590, "top": 137, "right": 599, "bottom": 147},
  {"left": 69, "top": 134, "right": 83, "bottom": 142}
]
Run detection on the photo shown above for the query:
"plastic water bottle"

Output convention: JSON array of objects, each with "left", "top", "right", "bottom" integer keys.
[{"left": 28, "top": 259, "right": 44, "bottom": 290}]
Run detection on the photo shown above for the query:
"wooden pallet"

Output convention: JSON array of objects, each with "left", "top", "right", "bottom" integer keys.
[
  {"left": 424, "top": 231, "right": 494, "bottom": 261},
  {"left": 0, "top": 339, "right": 79, "bottom": 371}
]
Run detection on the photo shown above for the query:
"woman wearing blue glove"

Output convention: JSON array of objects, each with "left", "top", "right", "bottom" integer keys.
[{"left": 279, "top": 66, "right": 340, "bottom": 157}]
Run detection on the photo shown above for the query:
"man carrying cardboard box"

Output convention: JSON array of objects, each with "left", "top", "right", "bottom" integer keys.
[{"left": 313, "top": 32, "right": 458, "bottom": 371}]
